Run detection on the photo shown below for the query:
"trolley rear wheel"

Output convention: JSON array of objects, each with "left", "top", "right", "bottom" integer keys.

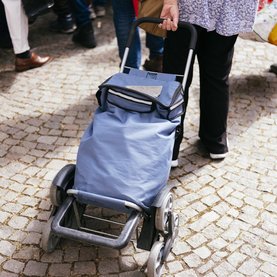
[{"left": 155, "top": 192, "right": 174, "bottom": 232}]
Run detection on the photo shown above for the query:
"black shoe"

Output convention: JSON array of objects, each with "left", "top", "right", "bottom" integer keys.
[
  {"left": 50, "top": 14, "right": 76, "bottom": 34},
  {"left": 72, "top": 22, "right": 97, "bottom": 48},
  {"left": 269, "top": 64, "right": 277, "bottom": 75},
  {"left": 143, "top": 55, "right": 163, "bottom": 73}
]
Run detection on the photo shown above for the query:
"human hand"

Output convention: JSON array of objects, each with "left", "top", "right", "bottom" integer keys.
[{"left": 159, "top": 0, "right": 179, "bottom": 31}]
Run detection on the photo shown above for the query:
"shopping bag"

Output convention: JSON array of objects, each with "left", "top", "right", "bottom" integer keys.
[
  {"left": 138, "top": 0, "right": 167, "bottom": 38},
  {"left": 254, "top": 0, "right": 277, "bottom": 45}
]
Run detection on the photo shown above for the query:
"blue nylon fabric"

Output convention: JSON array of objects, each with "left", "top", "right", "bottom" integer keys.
[{"left": 74, "top": 72, "right": 181, "bottom": 211}]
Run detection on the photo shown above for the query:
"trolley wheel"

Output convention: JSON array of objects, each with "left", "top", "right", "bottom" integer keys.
[
  {"left": 155, "top": 192, "right": 174, "bottom": 232},
  {"left": 147, "top": 241, "right": 165, "bottom": 277},
  {"left": 50, "top": 164, "right": 75, "bottom": 207},
  {"left": 172, "top": 213, "right": 179, "bottom": 241},
  {"left": 41, "top": 216, "right": 60, "bottom": 253}
]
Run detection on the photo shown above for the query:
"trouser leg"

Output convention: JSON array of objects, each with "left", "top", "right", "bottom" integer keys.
[
  {"left": 1, "top": 0, "right": 30, "bottom": 54},
  {"left": 53, "top": 0, "right": 71, "bottom": 16},
  {"left": 111, "top": 0, "right": 141, "bottom": 69},
  {"left": 197, "top": 30, "right": 237, "bottom": 154},
  {"left": 163, "top": 28, "right": 195, "bottom": 160},
  {"left": 146, "top": 32, "right": 164, "bottom": 59},
  {"left": 70, "top": 0, "right": 90, "bottom": 27}
]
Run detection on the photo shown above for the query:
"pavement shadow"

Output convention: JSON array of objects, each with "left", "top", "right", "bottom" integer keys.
[
  {"left": 0, "top": 94, "right": 96, "bottom": 165},
  {"left": 229, "top": 72, "right": 276, "bottom": 134},
  {"left": 0, "top": 71, "right": 17, "bottom": 91}
]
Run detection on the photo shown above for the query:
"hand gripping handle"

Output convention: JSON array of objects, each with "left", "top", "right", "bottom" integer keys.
[{"left": 126, "top": 17, "right": 197, "bottom": 51}]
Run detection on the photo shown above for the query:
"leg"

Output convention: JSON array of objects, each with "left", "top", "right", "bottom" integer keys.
[
  {"left": 145, "top": 32, "right": 164, "bottom": 59},
  {"left": 163, "top": 28, "right": 195, "bottom": 162},
  {"left": 50, "top": 0, "right": 76, "bottom": 34},
  {"left": 93, "top": 0, "right": 107, "bottom": 17},
  {"left": 70, "top": 0, "right": 96, "bottom": 48},
  {"left": 2, "top": 0, "right": 52, "bottom": 71},
  {"left": 143, "top": 32, "right": 164, "bottom": 72},
  {"left": 70, "top": 0, "right": 90, "bottom": 27},
  {"left": 0, "top": 1, "right": 12, "bottom": 48},
  {"left": 53, "top": 0, "right": 71, "bottom": 16},
  {"left": 1, "top": 0, "right": 30, "bottom": 54},
  {"left": 197, "top": 30, "right": 238, "bottom": 156},
  {"left": 111, "top": 0, "right": 141, "bottom": 69}
]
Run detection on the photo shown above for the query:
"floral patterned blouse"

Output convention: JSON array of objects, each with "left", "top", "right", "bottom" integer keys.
[{"left": 178, "top": 0, "right": 259, "bottom": 36}]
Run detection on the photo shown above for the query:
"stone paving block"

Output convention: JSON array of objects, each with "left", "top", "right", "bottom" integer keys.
[
  {"left": 183, "top": 253, "right": 203, "bottom": 268},
  {"left": 48, "top": 263, "right": 72, "bottom": 276},
  {"left": 213, "top": 261, "right": 236, "bottom": 277},
  {"left": 0, "top": 241, "right": 16, "bottom": 257},
  {"left": 98, "top": 259, "right": 119, "bottom": 275},
  {"left": 119, "top": 256, "right": 137, "bottom": 272},
  {"left": 193, "top": 246, "right": 211, "bottom": 259},
  {"left": 23, "top": 261, "right": 48, "bottom": 276},
  {"left": 238, "top": 258, "right": 261, "bottom": 275},
  {"left": 187, "top": 233, "right": 208, "bottom": 248},
  {"left": 2, "top": 259, "right": 25, "bottom": 274}
]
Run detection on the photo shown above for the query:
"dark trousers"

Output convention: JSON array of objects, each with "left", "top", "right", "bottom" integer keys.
[
  {"left": 0, "top": 1, "right": 12, "bottom": 48},
  {"left": 163, "top": 25, "right": 238, "bottom": 159},
  {"left": 53, "top": 0, "right": 71, "bottom": 16},
  {"left": 53, "top": 0, "right": 90, "bottom": 27}
]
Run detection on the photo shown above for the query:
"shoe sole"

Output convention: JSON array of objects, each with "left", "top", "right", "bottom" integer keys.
[
  {"left": 50, "top": 26, "right": 76, "bottom": 34},
  {"left": 210, "top": 152, "right": 228, "bottom": 160}
]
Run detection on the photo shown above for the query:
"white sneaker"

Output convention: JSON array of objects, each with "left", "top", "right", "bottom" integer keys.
[
  {"left": 210, "top": 152, "right": 228, "bottom": 160},
  {"left": 171, "top": 159, "right": 179, "bottom": 168},
  {"left": 209, "top": 137, "right": 229, "bottom": 160}
]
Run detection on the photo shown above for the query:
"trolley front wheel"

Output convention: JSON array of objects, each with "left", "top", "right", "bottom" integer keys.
[
  {"left": 41, "top": 216, "right": 60, "bottom": 253},
  {"left": 147, "top": 241, "right": 165, "bottom": 277}
]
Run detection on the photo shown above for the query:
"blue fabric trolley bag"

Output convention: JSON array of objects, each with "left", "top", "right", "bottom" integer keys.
[
  {"left": 74, "top": 69, "right": 184, "bottom": 211},
  {"left": 41, "top": 18, "right": 197, "bottom": 277}
]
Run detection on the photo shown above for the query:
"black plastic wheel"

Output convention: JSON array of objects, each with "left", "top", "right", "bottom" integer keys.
[{"left": 50, "top": 164, "right": 75, "bottom": 206}]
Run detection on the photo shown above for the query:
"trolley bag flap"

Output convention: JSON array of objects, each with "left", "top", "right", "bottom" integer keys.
[{"left": 96, "top": 72, "right": 184, "bottom": 120}]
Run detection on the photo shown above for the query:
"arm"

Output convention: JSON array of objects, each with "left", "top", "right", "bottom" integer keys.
[{"left": 159, "top": 0, "right": 179, "bottom": 31}]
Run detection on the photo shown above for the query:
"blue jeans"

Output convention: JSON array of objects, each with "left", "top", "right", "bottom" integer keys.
[
  {"left": 111, "top": 0, "right": 164, "bottom": 69},
  {"left": 70, "top": 0, "right": 90, "bottom": 27}
]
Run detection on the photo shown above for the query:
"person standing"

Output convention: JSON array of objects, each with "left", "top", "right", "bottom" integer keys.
[
  {"left": 49, "top": 0, "right": 97, "bottom": 48},
  {"left": 160, "top": 0, "right": 258, "bottom": 166},
  {"left": 1, "top": 0, "right": 52, "bottom": 72}
]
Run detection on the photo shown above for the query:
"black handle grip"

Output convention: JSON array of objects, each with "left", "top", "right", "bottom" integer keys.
[{"left": 126, "top": 17, "right": 197, "bottom": 51}]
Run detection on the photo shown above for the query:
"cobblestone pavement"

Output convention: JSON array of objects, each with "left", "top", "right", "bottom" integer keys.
[{"left": 0, "top": 7, "right": 277, "bottom": 277}]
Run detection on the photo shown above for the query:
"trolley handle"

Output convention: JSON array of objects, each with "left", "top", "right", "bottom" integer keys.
[
  {"left": 126, "top": 17, "right": 197, "bottom": 51},
  {"left": 121, "top": 17, "right": 197, "bottom": 91}
]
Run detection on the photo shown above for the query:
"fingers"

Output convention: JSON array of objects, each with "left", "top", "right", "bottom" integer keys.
[{"left": 159, "top": 18, "right": 178, "bottom": 31}]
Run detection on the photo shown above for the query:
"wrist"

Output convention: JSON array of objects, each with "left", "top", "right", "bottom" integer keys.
[{"left": 164, "top": 0, "right": 177, "bottom": 5}]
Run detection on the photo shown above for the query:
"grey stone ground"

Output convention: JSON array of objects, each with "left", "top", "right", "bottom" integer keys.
[{"left": 0, "top": 6, "right": 277, "bottom": 277}]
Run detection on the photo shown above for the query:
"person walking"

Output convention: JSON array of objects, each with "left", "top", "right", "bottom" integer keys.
[
  {"left": 112, "top": 0, "right": 164, "bottom": 71},
  {"left": 1, "top": 0, "right": 52, "bottom": 72},
  {"left": 159, "top": 0, "right": 258, "bottom": 166}
]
